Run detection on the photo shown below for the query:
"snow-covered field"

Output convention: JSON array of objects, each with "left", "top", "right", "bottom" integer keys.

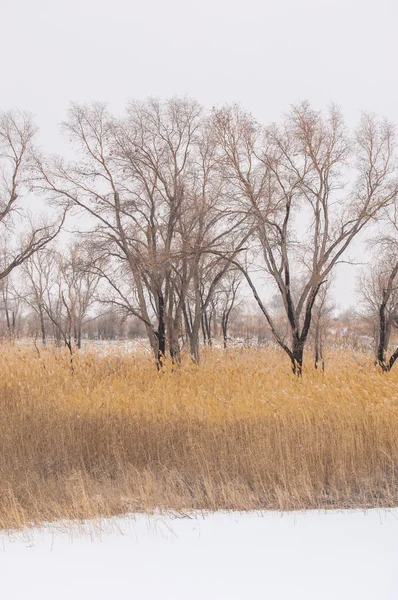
[{"left": 1, "top": 510, "right": 397, "bottom": 599}]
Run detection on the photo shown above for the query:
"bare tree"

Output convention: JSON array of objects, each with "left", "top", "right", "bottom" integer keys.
[
  {"left": 310, "top": 280, "right": 334, "bottom": 370},
  {"left": 24, "top": 243, "right": 100, "bottom": 353},
  {"left": 33, "top": 98, "right": 245, "bottom": 365},
  {"left": 45, "top": 244, "right": 100, "bottom": 352},
  {"left": 213, "top": 103, "right": 398, "bottom": 373},
  {"left": 218, "top": 269, "right": 241, "bottom": 348},
  {"left": 23, "top": 249, "right": 56, "bottom": 344},
  {"left": 0, "top": 110, "right": 64, "bottom": 280},
  {"left": 60, "top": 244, "right": 101, "bottom": 349}
]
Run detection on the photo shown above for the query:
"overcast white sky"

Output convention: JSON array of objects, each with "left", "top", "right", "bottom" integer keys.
[{"left": 1, "top": 0, "right": 398, "bottom": 308}]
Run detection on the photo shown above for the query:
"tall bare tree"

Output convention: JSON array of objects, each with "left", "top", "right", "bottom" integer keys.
[
  {"left": 213, "top": 103, "right": 398, "bottom": 373},
  {"left": 22, "top": 249, "right": 55, "bottom": 344},
  {"left": 0, "top": 110, "right": 64, "bottom": 280},
  {"left": 33, "top": 98, "right": 245, "bottom": 364}
]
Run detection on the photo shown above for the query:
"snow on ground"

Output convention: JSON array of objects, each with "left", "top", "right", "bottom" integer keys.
[
  {"left": 1, "top": 509, "right": 397, "bottom": 599},
  {"left": 83, "top": 338, "right": 152, "bottom": 356}
]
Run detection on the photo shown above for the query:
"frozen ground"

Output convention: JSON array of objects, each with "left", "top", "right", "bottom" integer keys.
[{"left": 1, "top": 509, "right": 397, "bottom": 599}]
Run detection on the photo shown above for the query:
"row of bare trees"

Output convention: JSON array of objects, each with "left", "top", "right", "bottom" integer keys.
[
  {"left": 2, "top": 98, "right": 398, "bottom": 372},
  {"left": 23, "top": 245, "right": 100, "bottom": 351},
  {"left": 0, "top": 239, "right": 244, "bottom": 352}
]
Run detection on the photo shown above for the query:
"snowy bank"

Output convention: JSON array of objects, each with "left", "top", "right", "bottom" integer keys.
[{"left": 1, "top": 509, "right": 397, "bottom": 599}]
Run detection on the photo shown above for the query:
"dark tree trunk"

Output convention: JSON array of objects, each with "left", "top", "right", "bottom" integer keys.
[
  {"left": 288, "top": 285, "right": 322, "bottom": 375},
  {"left": 190, "top": 326, "right": 200, "bottom": 363},
  {"left": 377, "top": 292, "right": 389, "bottom": 371},
  {"left": 221, "top": 312, "right": 228, "bottom": 349},
  {"left": 388, "top": 347, "right": 398, "bottom": 371},
  {"left": 201, "top": 314, "right": 207, "bottom": 345},
  {"left": 375, "top": 261, "right": 398, "bottom": 372},
  {"left": 156, "top": 292, "right": 166, "bottom": 366},
  {"left": 291, "top": 337, "right": 304, "bottom": 376},
  {"left": 314, "top": 322, "right": 324, "bottom": 371},
  {"left": 190, "top": 278, "right": 202, "bottom": 363},
  {"left": 77, "top": 322, "right": 82, "bottom": 350},
  {"left": 314, "top": 325, "right": 319, "bottom": 370},
  {"left": 205, "top": 311, "right": 212, "bottom": 346}
]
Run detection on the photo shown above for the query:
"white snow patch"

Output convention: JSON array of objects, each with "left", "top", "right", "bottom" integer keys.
[{"left": 1, "top": 509, "right": 397, "bottom": 599}]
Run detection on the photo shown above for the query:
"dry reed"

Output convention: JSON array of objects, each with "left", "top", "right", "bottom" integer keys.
[{"left": 1, "top": 343, "right": 398, "bottom": 530}]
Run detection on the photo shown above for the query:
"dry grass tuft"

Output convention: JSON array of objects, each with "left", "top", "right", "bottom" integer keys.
[{"left": 1, "top": 344, "right": 398, "bottom": 529}]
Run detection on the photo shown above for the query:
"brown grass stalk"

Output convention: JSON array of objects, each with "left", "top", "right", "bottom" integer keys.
[{"left": 1, "top": 344, "right": 398, "bottom": 530}]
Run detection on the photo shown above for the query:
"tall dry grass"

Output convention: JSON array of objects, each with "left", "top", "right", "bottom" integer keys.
[{"left": 1, "top": 343, "right": 398, "bottom": 529}]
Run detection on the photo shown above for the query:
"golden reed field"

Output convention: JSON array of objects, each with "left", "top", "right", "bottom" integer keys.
[{"left": 1, "top": 343, "right": 398, "bottom": 530}]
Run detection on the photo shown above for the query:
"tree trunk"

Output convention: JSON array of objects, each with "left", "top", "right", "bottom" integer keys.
[
  {"left": 377, "top": 292, "right": 389, "bottom": 371},
  {"left": 169, "top": 339, "right": 181, "bottom": 364},
  {"left": 388, "top": 347, "right": 398, "bottom": 371},
  {"left": 190, "top": 274, "right": 202, "bottom": 363},
  {"left": 190, "top": 326, "right": 200, "bottom": 363},
  {"left": 201, "top": 314, "right": 207, "bottom": 345},
  {"left": 319, "top": 338, "right": 324, "bottom": 371},
  {"left": 168, "top": 317, "right": 181, "bottom": 365},
  {"left": 77, "top": 321, "right": 82, "bottom": 350},
  {"left": 291, "top": 337, "right": 304, "bottom": 376},
  {"left": 205, "top": 311, "right": 212, "bottom": 346},
  {"left": 39, "top": 306, "right": 46, "bottom": 345},
  {"left": 221, "top": 313, "right": 228, "bottom": 349},
  {"left": 156, "top": 292, "right": 166, "bottom": 366},
  {"left": 314, "top": 321, "right": 324, "bottom": 370}
]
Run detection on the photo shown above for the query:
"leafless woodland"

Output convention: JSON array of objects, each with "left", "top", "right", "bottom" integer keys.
[{"left": 2, "top": 98, "right": 398, "bottom": 373}]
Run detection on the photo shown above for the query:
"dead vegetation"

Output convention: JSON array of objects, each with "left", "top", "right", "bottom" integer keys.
[{"left": 1, "top": 344, "right": 398, "bottom": 530}]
